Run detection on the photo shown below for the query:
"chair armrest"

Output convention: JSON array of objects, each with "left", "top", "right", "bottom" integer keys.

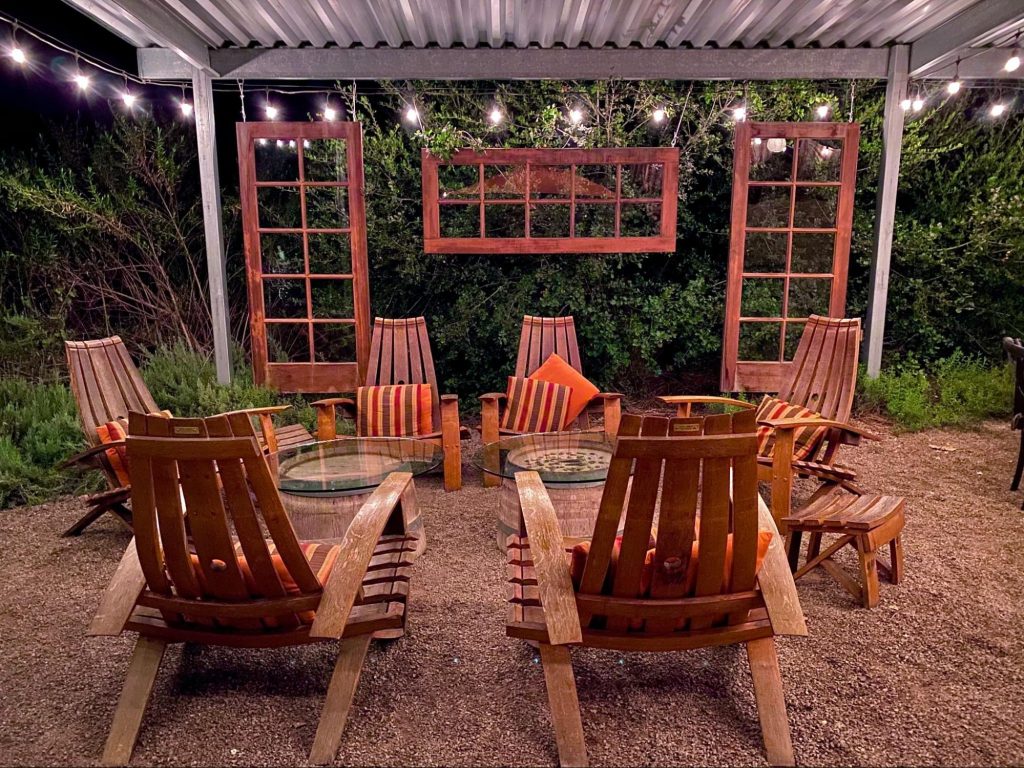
[
  {"left": 88, "top": 538, "right": 147, "bottom": 636},
  {"left": 755, "top": 495, "right": 808, "bottom": 637},
  {"left": 593, "top": 392, "right": 623, "bottom": 401},
  {"left": 60, "top": 442, "right": 121, "bottom": 469},
  {"left": 516, "top": 471, "right": 582, "bottom": 645},
  {"left": 659, "top": 395, "right": 755, "bottom": 410},
  {"left": 309, "top": 472, "right": 415, "bottom": 639},
  {"left": 480, "top": 392, "right": 507, "bottom": 403},
  {"left": 760, "top": 417, "right": 880, "bottom": 442},
  {"left": 311, "top": 397, "right": 356, "bottom": 409},
  {"left": 218, "top": 405, "right": 291, "bottom": 418},
  {"left": 311, "top": 398, "right": 356, "bottom": 441}
]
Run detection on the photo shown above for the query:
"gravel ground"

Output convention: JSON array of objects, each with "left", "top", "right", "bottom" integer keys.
[{"left": 2, "top": 420, "right": 1023, "bottom": 767}]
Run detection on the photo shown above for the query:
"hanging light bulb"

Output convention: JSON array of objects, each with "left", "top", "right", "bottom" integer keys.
[
  {"left": 323, "top": 105, "right": 338, "bottom": 121},
  {"left": 265, "top": 104, "right": 279, "bottom": 119},
  {"left": 651, "top": 107, "right": 666, "bottom": 123},
  {"left": 404, "top": 105, "right": 419, "bottom": 123},
  {"left": 488, "top": 106, "right": 503, "bottom": 125},
  {"left": 732, "top": 105, "right": 747, "bottom": 122},
  {"left": 303, "top": 139, "right": 310, "bottom": 149},
  {"left": 288, "top": 139, "right": 296, "bottom": 148},
  {"left": 121, "top": 91, "right": 136, "bottom": 108},
  {"left": 10, "top": 46, "right": 27, "bottom": 65},
  {"left": 1005, "top": 34, "right": 1021, "bottom": 72},
  {"left": 568, "top": 107, "right": 584, "bottom": 124},
  {"left": 275, "top": 139, "right": 284, "bottom": 148},
  {"left": 947, "top": 79, "right": 962, "bottom": 95},
  {"left": 900, "top": 97, "right": 913, "bottom": 111},
  {"left": 819, "top": 145, "right": 834, "bottom": 159},
  {"left": 911, "top": 96, "right": 925, "bottom": 112},
  {"left": 766, "top": 137, "right": 786, "bottom": 153},
  {"left": 991, "top": 102, "right": 1008, "bottom": 117},
  {"left": 752, "top": 137, "right": 762, "bottom": 146},
  {"left": 180, "top": 101, "right": 193, "bottom": 117},
  {"left": 257, "top": 138, "right": 268, "bottom": 146},
  {"left": 815, "top": 104, "right": 830, "bottom": 119},
  {"left": 73, "top": 73, "right": 91, "bottom": 91}
]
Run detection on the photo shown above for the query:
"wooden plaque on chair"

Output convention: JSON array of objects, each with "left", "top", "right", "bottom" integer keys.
[{"left": 421, "top": 147, "right": 679, "bottom": 254}]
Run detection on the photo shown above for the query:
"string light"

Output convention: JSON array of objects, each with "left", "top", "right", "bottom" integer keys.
[
  {"left": 488, "top": 106, "right": 503, "bottom": 125},
  {"left": 815, "top": 104, "right": 830, "bottom": 119},
  {"left": 990, "top": 102, "right": 1008, "bottom": 117},
  {"left": 732, "top": 105, "right": 747, "bottom": 121},
  {"left": 900, "top": 97, "right": 913, "bottom": 111},
  {"left": 323, "top": 105, "right": 338, "bottom": 121},
  {"left": 10, "top": 45, "right": 26, "bottom": 64},
  {"left": 568, "top": 107, "right": 583, "bottom": 124},
  {"left": 264, "top": 104, "right": 279, "bottom": 119},
  {"left": 947, "top": 57, "right": 962, "bottom": 95},
  {"left": 1006, "top": 32, "right": 1021, "bottom": 72},
  {"left": 752, "top": 137, "right": 762, "bottom": 145},
  {"left": 911, "top": 96, "right": 925, "bottom": 112},
  {"left": 121, "top": 91, "right": 136, "bottom": 108},
  {"left": 651, "top": 107, "right": 666, "bottom": 123}
]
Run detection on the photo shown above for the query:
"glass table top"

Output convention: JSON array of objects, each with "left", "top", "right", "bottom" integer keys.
[
  {"left": 474, "top": 432, "right": 616, "bottom": 484},
  {"left": 274, "top": 437, "right": 443, "bottom": 495}
]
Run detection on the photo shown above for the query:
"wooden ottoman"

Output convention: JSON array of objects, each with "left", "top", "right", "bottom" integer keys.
[{"left": 783, "top": 493, "right": 905, "bottom": 609}]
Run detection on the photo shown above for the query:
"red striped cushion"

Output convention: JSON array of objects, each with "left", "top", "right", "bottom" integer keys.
[
  {"left": 501, "top": 376, "right": 572, "bottom": 433},
  {"left": 96, "top": 419, "right": 130, "bottom": 486},
  {"left": 754, "top": 395, "right": 828, "bottom": 461},
  {"left": 356, "top": 384, "right": 433, "bottom": 437}
]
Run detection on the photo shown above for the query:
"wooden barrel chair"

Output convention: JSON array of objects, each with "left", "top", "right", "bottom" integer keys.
[
  {"left": 89, "top": 411, "right": 419, "bottom": 765},
  {"left": 506, "top": 412, "right": 807, "bottom": 766}
]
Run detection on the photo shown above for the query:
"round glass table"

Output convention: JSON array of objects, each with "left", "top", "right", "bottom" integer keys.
[
  {"left": 273, "top": 437, "right": 442, "bottom": 549},
  {"left": 474, "top": 432, "right": 619, "bottom": 550}
]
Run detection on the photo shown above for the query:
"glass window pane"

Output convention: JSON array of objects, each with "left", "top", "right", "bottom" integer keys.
[
  {"left": 793, "top": 187, "right": 838, "bottom": 228},
  {"left": 266, "top": 323, "right": 309, "bottom": 363},
  {"left": 749, "top": 137, "right": 794, "bottom": 181},
  {"left": 529, "top": 204, "right": 571, "bottom": 238},
  {"left": 739, "top": 322, "right": 781, "bottom": 361},
  {"left": 257, "top": 186, "right": 302, "bottom": 229},
  {"left": 577, "top": 165, "right": 617, "bottom": 200},
  {"left": 263, "top": 279, "right": 307, "bottom": 319},
  {"left": 439, "top": 164, "right": 479, "bottom": 199},
  {"left": 620, "top": 203, "right": 661, "bottom": 237},
  {"left": 255, "top": 138, "right": 298, "bottom": 181},
  {"left": 790, "top": 232, "right": 834, "bottom": 273},
  {"left": 746, "top": 186, "right": 791, "bottom": 228},
  {"left": 788, "top": 278, "right": 832, "bottom": 317},
  {"left": 785, "top": 322, "right": 806, "bottom": 358},
  {"left": 439, "top": 203, "right": 480, "bottom": 238},
  {"left": 305, "top": 186, "right": 349, "bottom": 229},
  {"left": 313, "top": 323, "right": 356, "bottom": 363},
  {"left": 261, "top": 233, "right": 303, "bottom": 274},
  {"left": 574, "top": 203, "right": 616, "bottom": 237},
  {"left": 529, "top": 165, "right": 571, "bottom": 200},
  {"left": 620, "top": 163, "right": 663, "bottom": 199},
  {"left": 485, "top": 205, "right": 526, "bottom": 238},
  {"left": 310, "top": 279, "right": 354, "bottom": 319},
  {"left": 744, "top": 232, "right": 788, "bottom": 273},
  {"left": 308, "top": 233, "right": 351, "bottom": 274},
  {"left": 797, "top": 139, "right": 842, "bottom": 182},
  {"left": 484, "top": 165, "right": 527, "bottom": 199},
  {"left": 302, "top": 138, "right": 348, "bottom": 182},
  {"left": 742, "top": 278, "right": 784, "bottom": 317}
]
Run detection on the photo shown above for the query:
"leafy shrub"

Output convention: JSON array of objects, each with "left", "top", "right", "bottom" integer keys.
[{"left": 858, "top": 353, "right": 1012, "bottom": 431}]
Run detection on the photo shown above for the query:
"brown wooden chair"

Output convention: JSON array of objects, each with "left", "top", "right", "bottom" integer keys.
[
  {"left": 1003, "top": 336, "right": 1024, "bottom": 508},
  {"left": 89, "top": 411, "right": 419, "bottom": 766},
  {"left": 661, "top": 316, "right": 880, "bottom": 527},
  {"left": 311, "top": 317, "right": 468, "bottom": 491},
  {"left": 506, "top": 412, "right": 807, "bottom": 767},
  {"left": 62, "top": 336, "right": 314, "bottom": 535},
  {"left": 481, "top": 315, "right": 623, "bottom": 486}
]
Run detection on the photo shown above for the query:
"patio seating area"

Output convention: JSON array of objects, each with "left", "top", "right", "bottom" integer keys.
[{"left": 2, "top": 420, "right": 1022, "bottom": 766}]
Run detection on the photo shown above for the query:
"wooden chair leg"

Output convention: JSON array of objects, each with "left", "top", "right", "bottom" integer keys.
[
  {"left": 1012, "top": 430, "right": 1024, "bottom": 491},
  {"left": 63, "top": 504, "right": 109, "bottom": 537},
  {"left": 746, "top": 637, "right": 795, "bottom": 767},
  {"left": 538, "top": 643, "right": 588, "bottom": 768},
  {"left": 888, "top": 536, "right": 904, "bottom": 584},
  {"left": 806, "top": 532, "right": 822, "bottom": 561},
  {"left": 102, "top": 636, "right": 167, "bottom": 766},
  {"left": 440, "top": 395, "right": 462, "bottom": 492},
  {"left": 481, "top": 398, "right": 501, "bottom": 488},
  {"left": 855, "top": 537, "right": 880, "bottom": 608},
  {"left": 309, "top": 634, "right": 372, "bottom": 765}
]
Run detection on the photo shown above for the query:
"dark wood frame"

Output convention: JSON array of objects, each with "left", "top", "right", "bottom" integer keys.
[
  {"left": 421, "top": 147, "right": 679, "bottom": 254},
  {"left": 237, "top": 121, "right": 371, "bottom": 393},
  {"left": 722, "top": 122, "right": 860, "bottom": 392}
]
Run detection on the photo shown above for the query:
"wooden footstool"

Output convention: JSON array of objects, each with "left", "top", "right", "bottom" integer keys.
[{"left": 783, "top": 493, "right": 905, "bottom": 609}]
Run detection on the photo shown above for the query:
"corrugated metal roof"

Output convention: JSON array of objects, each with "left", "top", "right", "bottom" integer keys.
[{"left": 65, "top": 0, "right": 998, "bottom": 51}]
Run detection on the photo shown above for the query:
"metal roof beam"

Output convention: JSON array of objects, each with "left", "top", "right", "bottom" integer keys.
[
  {"left": 915, "top": 46, "right": 1024, "bottom": 78},
  {"left": 138, "top": 45, "right": 890, "bottom": 81},
  {"left": 63, "top": 0, "right": 215, "bottom": 73},
  {"left": 909, "top": 0, "right": 1024, "bottom": 76}
]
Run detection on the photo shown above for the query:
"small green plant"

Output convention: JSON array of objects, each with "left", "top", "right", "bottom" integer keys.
[{"left": 858, "top": 353, "right": 1012, "bottom": 431}]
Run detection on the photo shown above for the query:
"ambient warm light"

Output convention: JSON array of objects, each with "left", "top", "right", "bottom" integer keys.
[
  {"left": 73, "top": 73, "right": 90, "bottom": 91},
  {"left": 324, "top": 106, "right": 337, "bottom": 121},
  {"left": 569, "top": 108, "right": 583, "bottom": 124},
  {"left": 652, "top": 107, "right": 666, "bottom": 123},
  {"left": 10, "top": 47, "right": 27, "bottom": 65}
]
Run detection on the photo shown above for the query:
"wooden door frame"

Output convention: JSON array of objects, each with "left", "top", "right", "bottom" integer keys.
[
  {"left": 237, "top": 121, "right": 371, "bottom": 392},
  {"left": 722, "top": 121, "right": 860, "bottom": 392}
]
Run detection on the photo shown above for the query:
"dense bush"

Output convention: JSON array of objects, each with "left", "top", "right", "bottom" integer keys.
[{"left": 857, "top": 353, "right": 1013, "bottom": 431}]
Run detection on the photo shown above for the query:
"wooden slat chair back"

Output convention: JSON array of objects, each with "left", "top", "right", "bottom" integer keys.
[
  {"left": 779, "top": 314, "right": 860, "bottom": 430},
  {"left": 126, "top": 411, "right": 322, "bottom": 632},
  {"left": 516, "top": 315, "right": 584, "bottom": 378},
  {"left": 365, "top": 316, "right": 443, "bottom": 429},
  {"left": 506, "top": 412, "right": 807, "bottom": 767},
  {"left": 90, "top": 410, "right": 419, "bottom": 765}
]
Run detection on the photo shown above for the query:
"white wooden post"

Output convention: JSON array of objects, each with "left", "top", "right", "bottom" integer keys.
[
  {"left": 191, "top": 66, "right": 232, "bottom": 384},
  {"left": 864, "top": 45, "right": 909, "bottom": 378}
]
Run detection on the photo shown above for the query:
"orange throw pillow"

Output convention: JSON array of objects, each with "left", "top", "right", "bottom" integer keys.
[
  {"left": 96, "top": 419, "right": 130, "bottom": 486},
  {"left": 529, "top": 353, "right": 600, "bottom": 428}
]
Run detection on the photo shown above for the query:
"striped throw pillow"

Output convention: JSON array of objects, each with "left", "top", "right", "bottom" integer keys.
[
  {"left": 754, "top": 395, "right": 828, "bottom": 461},
  {"left": 501, "top": 376, "right": 572, "bottom": 433},
  {"left": 96, "top": 419, "right": 130, "bottom": 486},
  {"left": 356, "top": 384, "right": 433, "bottom": 437}
]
